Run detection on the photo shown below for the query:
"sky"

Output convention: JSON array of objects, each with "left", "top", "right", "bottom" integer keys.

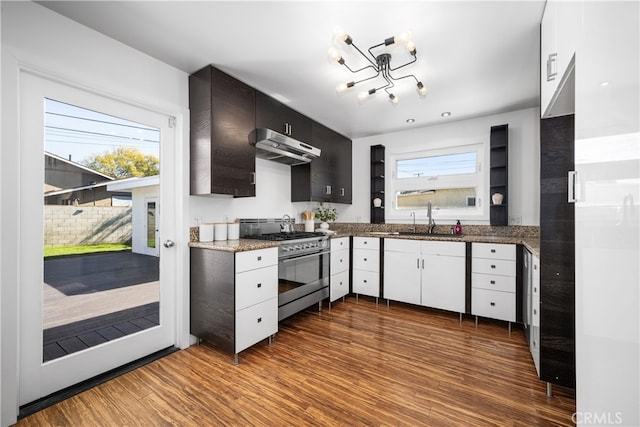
[{"left": 45, "top": 99, "right": 160, "bottom": 164}]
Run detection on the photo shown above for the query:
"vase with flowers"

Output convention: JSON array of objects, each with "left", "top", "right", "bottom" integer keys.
[{"left": 315, "top": 204, "right": 337, "bottom": 230}]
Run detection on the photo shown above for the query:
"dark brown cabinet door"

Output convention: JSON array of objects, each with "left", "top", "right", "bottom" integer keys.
[
  {"left": 189, "top": 66, "right": 256, "bottom": 197},
  {"left": 540, "top": 114, "right": 575, "bottom": 388},
  {"left": 255, "top": 91, "right": 312, "bottom": 143},
  {"left": 291, "top": 121, "right": 352, "bottom": 204}
]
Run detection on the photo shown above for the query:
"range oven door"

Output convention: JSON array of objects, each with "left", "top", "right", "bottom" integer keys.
[{"left": 278, "top": 249, "right": 329, "bottom": 317}]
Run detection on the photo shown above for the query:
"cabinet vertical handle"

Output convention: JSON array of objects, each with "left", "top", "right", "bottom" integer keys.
[
  {"left": 250, "top": 172, "right": 256, "bottom": 185},
  {"left": 547, "top": 53, "right": 557, "bottom": 81},
  {"left": 325, "top": 185, "right": 332, "bottom": 195},
  {"left": 340, "top": 188, "right": 345, "bottom": 197},
  {"left": 417, "top": 258, "right": 420, "bottom": 269},
  {"left": 568, "top": 171, "right": 578, "bottom": 203},
  {"left": 421, "top": 259, "right": 425, "bottom": 269}
]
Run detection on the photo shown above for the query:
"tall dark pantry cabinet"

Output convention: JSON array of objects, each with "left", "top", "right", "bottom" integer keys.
[{"left": 539, "top": 114, "right": 575, "bottom": 391}]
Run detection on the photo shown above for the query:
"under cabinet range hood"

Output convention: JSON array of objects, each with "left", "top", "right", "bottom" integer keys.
[{"left": 253, "top": 128, "right": 321, "bottom": 166}]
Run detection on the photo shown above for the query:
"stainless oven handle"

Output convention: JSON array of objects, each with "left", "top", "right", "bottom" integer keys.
[{"left": 279, "top": 250, "right": 330, "bottom": 263}]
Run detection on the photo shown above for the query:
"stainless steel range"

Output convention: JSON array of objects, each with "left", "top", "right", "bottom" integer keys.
[{"left": 239, "top": 219, "right": 330, "bottom": 321}]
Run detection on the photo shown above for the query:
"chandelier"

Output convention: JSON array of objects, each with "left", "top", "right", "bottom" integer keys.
[{"left": 329, "top": 28, "right": 427, "bottom": 104}]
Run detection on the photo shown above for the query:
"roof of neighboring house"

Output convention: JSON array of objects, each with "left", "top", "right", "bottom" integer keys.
[
  {"left": 45, "top": 151, "right": 114, "bottom": 182},
  {"left": 44, "top": 180, "right": 116, "bottom": 197},
  {"left": 106, "top": 175, "right": 159, "bottom": 192}
]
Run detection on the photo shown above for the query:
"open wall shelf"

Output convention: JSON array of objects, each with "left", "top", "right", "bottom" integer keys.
[
  {"left": 370, "top": 145, "right": 385, "bottom": 224},
  {"left": 489, "top": 124, "right": 508, "bottom": 226}
]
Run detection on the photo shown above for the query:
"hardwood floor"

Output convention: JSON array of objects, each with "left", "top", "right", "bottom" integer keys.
[{"left": 17, "top": 297, "right": 576, "bottom": 426}]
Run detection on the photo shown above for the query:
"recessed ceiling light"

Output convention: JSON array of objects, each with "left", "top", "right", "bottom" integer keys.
[
  {"left": 441, "top": 112, "right": 451, "bottom": 117},
  {"left": 406, "top": 118, "right": 415, "bottom": 123}
]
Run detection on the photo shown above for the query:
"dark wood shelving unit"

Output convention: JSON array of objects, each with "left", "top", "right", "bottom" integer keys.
[
  {"left": 370, "top": 145, "right": 385, "bottom": 224},
  {"left": 489, "top": 124, "right": 509, "bottom": 225}
]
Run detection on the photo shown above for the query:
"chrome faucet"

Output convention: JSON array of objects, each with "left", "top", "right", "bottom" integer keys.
[
  {"left": 410, "top": 211, "right": 416, "bottom": 233},
  {"left": 427, "top": 200, "right": 436, "bottom": 234}
]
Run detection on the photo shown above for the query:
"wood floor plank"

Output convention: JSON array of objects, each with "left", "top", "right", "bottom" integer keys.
[{"left": 17, "top": 297, "right": 575, "bottom": 426}]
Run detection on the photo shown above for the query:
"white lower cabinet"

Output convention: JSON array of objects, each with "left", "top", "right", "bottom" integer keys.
[
  {"left": 384, "top": 239, "right": 466, "bottom": 313},
  {"left": 471, "top": 243, "right": 516, "bottom": 324},
  {"left": 352, "top": 237, "right": 380, "bottom": 298},
  {"left": 330, "top": 237, "right": 350, "bottom": 302}
]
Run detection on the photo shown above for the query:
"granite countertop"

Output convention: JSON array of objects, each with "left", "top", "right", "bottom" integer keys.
[
  {"left": 189, "top": 239, "right": 280, "bottom": 253},
  {"left": 188, "top": 227, "right": 540, "bottom": 258},
  {"left": 338, "top": 232, "right": 540, "bottom": 258}
]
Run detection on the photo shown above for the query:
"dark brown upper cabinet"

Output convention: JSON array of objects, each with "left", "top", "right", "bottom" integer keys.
[
  {"left": 189, "top": 65, "right": 256, "bottom": 197},
  {"left": 291, "top": 121, "right": 352, "bottom": 204},
  {"left": 255, "top": 91, "right": 312, "bottom": 143}
]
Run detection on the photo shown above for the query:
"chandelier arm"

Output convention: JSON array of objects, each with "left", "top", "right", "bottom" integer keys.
[
  {"left": 367, "top": 42, "right": 387, "bottom": 62},
  {"left": 353, "top": 70, "right": 382, "bottom": 86},
  {"left": 389, "top": 55, "right": 417, "bottom": 72},
  {"left": 343, "top": 63, "right": 377, "bottom": 74},
  {"left": 350, "top": 41, "right": 378, "bottom": 68},
  {"left": 387, "top": 71, "right": 421, "bottom": 85}
]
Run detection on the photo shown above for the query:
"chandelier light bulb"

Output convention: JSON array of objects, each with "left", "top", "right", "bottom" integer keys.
[
  {"left": 332, "top": 26, "right": 352, "bottom": 45},
  {"left": 357, "top": 91, "right": 369, "bottom": 101},
  {"left": 336, "top": 81, "right": 355, "bottom": 94},
  {"left": 328, "top": 47, "right": 343, "bottom": 64},
  {"left": 389, "top": 94, "right": 399, "bottom": 104},
  {"left": 417, "top": 82, "right": 428, "bottom": 96},
  {"left": 406, "top": 41, "right": 417, "bottom": 56},
  {"left": 395, "top": 31, "right": 413, "bottom": 45}
]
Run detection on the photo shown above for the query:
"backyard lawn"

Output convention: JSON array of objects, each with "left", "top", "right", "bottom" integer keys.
[{"left": 44, "top": 243, "right": 131, "bottom": 258}]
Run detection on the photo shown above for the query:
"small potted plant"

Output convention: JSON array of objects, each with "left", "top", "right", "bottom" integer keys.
[{"left": 315, "top": 204, "right": 337, "bottom": 230}]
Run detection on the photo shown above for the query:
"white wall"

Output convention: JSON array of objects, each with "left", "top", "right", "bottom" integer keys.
[
  {"left": 343, "top": 108, "right": 540, "bottom": 226},
  {"left": 1, "top": 2, "right": 189, "bottom": 425}
]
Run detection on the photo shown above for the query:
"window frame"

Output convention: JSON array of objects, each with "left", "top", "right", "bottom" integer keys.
[{"left": 387, "top": 142, "right": 488, "bottom": 222}]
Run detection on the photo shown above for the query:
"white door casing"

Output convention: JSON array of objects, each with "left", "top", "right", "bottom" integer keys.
[{"left": 19, "top": 70, "right": 178, "bottom": 405}]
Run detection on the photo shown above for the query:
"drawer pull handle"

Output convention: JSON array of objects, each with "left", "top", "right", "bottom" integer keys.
[
  {"left": 364, "top": 258, "right": 367, "bottom": 261},
  {"left": 257, "top": 283, "right": 262, "bottom": 288},
  {"left": 534, "top": 309, "right": 537, "bottom": 315},
  {"left": 257, "top": 317, "right": 262, "bottom": 323},
  {"left": 491, "top": 249, "right": 496, "bottom": 253},
  {"left": 490, "top": 302, "right": 496, "bottom": 306},
  {"left": 491, "top": 265, "right": 496, "bottom": 269},
  {"left": 490, "top": 280, "right": 496, "bottom": 284},
  {"left": 257, "top": 256, "right": 262, "bottom": 261}
]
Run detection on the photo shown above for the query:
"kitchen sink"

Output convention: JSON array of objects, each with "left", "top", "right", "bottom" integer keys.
[{"left": 398, "top": 232, "right": 465, "bottom": 238}]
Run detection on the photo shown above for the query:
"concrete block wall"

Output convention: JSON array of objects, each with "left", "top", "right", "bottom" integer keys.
[{"left": 44, "top": 206, "right": 132, "bottom": 247}]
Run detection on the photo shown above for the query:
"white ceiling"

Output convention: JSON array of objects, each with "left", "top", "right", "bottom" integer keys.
[{"left": 39, "top": 1, "right": 545, "bottom": 139}]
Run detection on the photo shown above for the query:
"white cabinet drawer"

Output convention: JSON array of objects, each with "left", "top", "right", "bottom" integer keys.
[
  {"left": 330, "top": 269, "right": 350, "bottom": 302},
  {"left": 472, "top": 243, "right": 516, "bottom": 261},
  {"left": 353, "top": 249, "right": 379, "bottom": 272},
  {"left": 472, "top": 288, "right": 515, "bottom": 322},
  {"left": 235, "top": 247, "right": 278, "bottom": 273},
  {"left": 472, "top": 258, "right": 516, "bottom": 277},
  {"left": 353, "top": 237, "right": 380, "bottom": 250},
  {"left": 421, "top": 240, "right": 466, "bottom": 257},
  {"left": 384, "top": 238, "right": 420, "bottom": 253},
  {"left": 331, "top": 237, "right": 350, "bottom": 250},
  {"left": 235, "top": 265, "right": 278, "bottom": 311},
  {"left": 471, "top": 272, "right": 515, "bottom": 293},
  {"left": 330, "top": 249, "right": 350, "bottom": 274},
  {"left": 235, "top": 297, "right": 278, "bottom": 353},
  {"left": 353, "top": 270, "right": 379, "bottom": 297}
]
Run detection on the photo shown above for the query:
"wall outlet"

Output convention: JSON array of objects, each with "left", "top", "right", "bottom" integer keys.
[{"left": 509, "top": 215, "right": 522, "bottom": 225}]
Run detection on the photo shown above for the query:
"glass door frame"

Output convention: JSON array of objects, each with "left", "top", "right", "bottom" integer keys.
[{"left": 18, "top": 70, "right": 179, "bottom": 406}]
